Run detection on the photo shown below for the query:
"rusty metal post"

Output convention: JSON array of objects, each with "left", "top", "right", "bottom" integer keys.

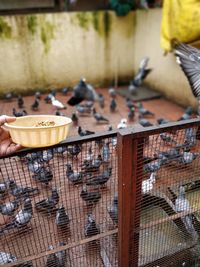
[{"left": 118, "top": 130, "right": 144, "bottom": 267}]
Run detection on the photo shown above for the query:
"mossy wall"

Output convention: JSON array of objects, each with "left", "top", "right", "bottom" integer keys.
[{"left": 0, "top": 11, "right": 135, "bottom": 94}]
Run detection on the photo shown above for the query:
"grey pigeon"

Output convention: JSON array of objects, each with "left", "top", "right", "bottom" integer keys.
[
  {"left": 66, "top": 144, "right": 81, "bottom": 158},
  {"left": 68, "top": 78, "right": 98, "bottom": 106},
  {"left": 108, "top": 195, "right": 118, "bottom": 224},
  {"left": 0, "top": 199, "right": 19, "bottom": 216},
  {"left": 55, "top": 205, "right": 70, "bottom": 227},
  {"left": 78, "top": 126, "right": 95, "bottom": 136},
  {"left": 175, "top": 43, "right": 200, "bottom": 114},
  {"left": 110, "top": 99, "right": 117, "bottom": 112},
  {"left": 177, "top": 106, "right": 193, "bottom": 121},
  {"left": 8, "top": 180, "right": 40, "bottom": 198},
  {"left": 102, "top": 142, "right": 110, "bottom": 162},
  {"left": 157, "top": 118, "right": 170, "bottom": 125},
  {"left": 85, "top": 214, "right": 100, "bottom": 237},
  {"left": 92, "top": 108, "right": 109, "bottom": 123},
  {"left": 138, "top": 102, "right": 154, "bottom": 117},
  {"left": 80, "top": 185, "right": 101, "bottom": 205},
  {"left": 98, "top": 93, "right": 105, "bottom": 108},
  {"left": 139, "top": 118, "right": 153, "bottom": 127},
  {"left": 128, "top": 81, "right": 137, "bottom": 94},
  {"left": 108, "top": 87, "right": 117, "bottom": 98},
  {"left": 160, "top": 133, "right": 177, "bottom": 145},
  {"left": 31, "top": 98, "right": 39, "bottom": 111},
  {"left": 128, "top": 107, "right": 135, "bottom": 120},
  {"left": 32, "top": 167, "right": 53, "bottom": 185},
  {"left": 144, "top": 159, "right": 163, "bottom": 172},
  {"left": 0, "top": 198, "right": 33, "bottom": 233},
  {"left": 178, "top": 151, "right": 200, "bottom": 164},
  {"left": 35, "top": 188, "right": 59, "bottom": 213},
  {"left": 46, "top": 245, "right": 60, "bottom": 267},
  {"left": 66, "top": 164, "right": 83, "bottom": 184},
  {"left": 86, "top": 166, "right": 112, "bottom": 186},
  {"left": 71, "top": 112, "right": 78, "bottom": 125},
  {"left": 131, "top": 57, "right": 152, "bottom": 87},
  {"left": 76, "top": 104, "right": 91, "bottom": 115},
  {"left": 17, "top": 95, "right": 24, "bottom": 108}
]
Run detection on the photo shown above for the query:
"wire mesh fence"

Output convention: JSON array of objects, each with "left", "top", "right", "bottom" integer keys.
[
  {"left": 0, "top": 132, "right": 118, "bottom": 266},
  {"left": 2, "top": 119, "right": 200, "bottom": 267},
  {"left": 122, "top": 119, "right": 200, "bottom": 267}
]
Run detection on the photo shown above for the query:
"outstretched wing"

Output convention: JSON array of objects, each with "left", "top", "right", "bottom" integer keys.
[{"left": 175, "top": 43, "right": 200, "bottom": 99}]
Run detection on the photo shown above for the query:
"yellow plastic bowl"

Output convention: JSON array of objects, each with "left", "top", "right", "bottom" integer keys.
[{"left": 4, "top": 115, "right": 72, "bottom": 148}]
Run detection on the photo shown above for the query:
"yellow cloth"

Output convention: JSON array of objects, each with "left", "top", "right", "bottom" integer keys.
[{"left": 161, "top": 0, "right": 200, "bottom": 52}]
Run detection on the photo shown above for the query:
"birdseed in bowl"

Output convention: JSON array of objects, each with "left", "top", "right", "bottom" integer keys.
[{"left": 35, "top": 120, "right": 56, "bottom": 127}]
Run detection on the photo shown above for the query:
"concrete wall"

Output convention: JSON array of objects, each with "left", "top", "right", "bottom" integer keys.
[
  {"left": 0, "top": 9, "right": 197, "bottom": 108},
  {"left": 0, "top": 11, "right": 135, "bottom": 92}
]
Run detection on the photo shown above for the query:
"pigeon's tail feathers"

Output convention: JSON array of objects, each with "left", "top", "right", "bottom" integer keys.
[
  {"left": 175, "top": 43, "right": 200, "bottom": 99},
  {"left": 142, "top": 68, "right": 152, "bottom": 80},
  {"left": 68, "top": 97, "right": 84, "bottom": 106}
]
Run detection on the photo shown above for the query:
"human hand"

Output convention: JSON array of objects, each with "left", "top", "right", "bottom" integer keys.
[{"left": 0, "top": 115, "right": 22, "bottom": 156}]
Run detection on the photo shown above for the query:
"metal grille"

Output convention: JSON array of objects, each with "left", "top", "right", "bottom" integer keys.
[
  {"left": 0, "top": 132, "right": 118, "bottom": 266},
  {"left": 125, "top": 119, "right": 200, "bottom": 267}
]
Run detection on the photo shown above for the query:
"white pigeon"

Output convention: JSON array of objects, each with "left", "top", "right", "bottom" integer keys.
[
  {"left": 117, "top": 119, "right": 127, "bottom": 129},
  {"left": 51, "top": 96, "right": 66, "bottom": 110},
  {"left": 142, "top": 172, "right": 156, "bottom": 194}
]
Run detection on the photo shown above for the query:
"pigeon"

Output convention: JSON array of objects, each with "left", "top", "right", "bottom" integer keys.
[
  {"left": 68, "top": 78, "right": 98, "bottom": 106},
  {"left": 86, "top": 167, "right": 112, "bottom": 186},
  {"left": 17, "top": 95, "right": 24, "bottom": 108},
  {"left": 131, "top": 57, "right": 152, "bottom": 87},
  {"left": 0, "top": 180, "right": 10, "bottom": 198},
  {"left": 46, "top": 245, "right": 60, "bottom": 267},
  {"left": 66, "top": 144, "right": 81, "bottom": 158},
  {"left": 175, "top": 186, "right": 196, "bottom": 236},
  {"left": 81, "top": 154, "right": 102, "bottom": 172},
  {"left": 183, "top": 127, "right": 196, "bottom": 148},
  {"left": 55, "top": 110, "right": 64, "bottom": 116},
  {"left": 35, "top": 188, "right": 59, "bottom": 213},
  {"left": 66, "top": 164, "right": 83, "bottom": 184},
  {"left": 144, "top": 159, "right": 163, "bottom": 172},
  {"left": 41, "top": 149, "right": 54, "bottom": 163},
  {"left": 31, "top": 98, "right": 39, "bottom": 111},
  {"left": 27, "top": 159, "right": 42, "bottom": 174},
  {"left": 108, "top": 195, "right": 118, "bottom": 224},
  {"left": 35, "top": 91, "right": 41, "bottom": 99},
  {"left": 178, "top": 151, "right": 200, "bottom": 164},
  {"left": 160, "top": 133, "right": 177, "bottom": 145},
  {"left": 102, "top": 142, "right": 110, "bottom": 162},
  {"left": 142, "top": 172, "right": 156, "bottom": 194},
  {"left": 98, "top": 93, "right": 105, "bottom": 108},
  {"left": 0, "top": 199, "right": 19, "bottom": 216},
  {"left": 125, "top": 98, "right": 135, "bottom": 110},
  {"left": 80, "top": 185, "right": 101, "bottom": 205},
  {"left": 177, "top": 106, "right": 193, "bottom": 121},
  {"left": 139, "top": 118, "right": 153, "bottom": 127},
  {"left": 175, "top": 43, "right": 200, "bottom": 115},
  {"left": 85, "top": 214, "right": 100, "bottom": 237},
  {"left": 55, "top": 205, "right": 70, "bottom": 227},
  {"left": 51, "top": 96, "right": 66, "bottom": 110},
  {"left": 71, "top": 112, "right": 78, "bottom": 125},
  {"left": 4, "top": 92, "right": 13, "bottom": 101},
  {"left": 108, "top": 125, "right": 113, "bottom": 131},
  {"left": 0, "top": 198, "right": 33, "bottom": 232},
  {"left": 108, "top": 87, "right": 117, "bottom": 98},
  {"left": 110, "top": 99, "right": 117, "bottom": 112},
  {"left": 61, "top": 87, "right": 69, "bottom": 95},
  {"left": 56, "top": 242, "right": 70, "bottom": 267},
  {"left": 8, "top": 180, "right": 40, "bottom": 199},
  {"left": 128, "top": 107, "right": 135, "bottom": 120},
  {"left": 138, "top": 102, "right": 154, "bottom": 117},
  {"left": 128, "top": 81, "right": 137, "bottom": 95},
  {"left": 53, "top": 146, "right": 68, "bottom": 155},
  {"left": 78, "top": 126, "right": 95, "bottom": 136},
  {"left": 117, "top": 118, "right": 127, "bottom": 129},
  {"left": 76, "top": 104, "right": 92, "bottom": 115},
  {"left": 84, "top": 146, "right": 93, "bottom": 162},
  {"left": 13, "top": 108, "right": 27, "bottom": 117},
  {"left": 45, "top": 92, "right": 55, "bottom": 104},
  {"left": 0, "top": 251, "right": 17, "bottom": 264},
  {"left": 32, "top": 167, "right": 53, "bottom": 185},
  {"left": 92, "top": 108, "right": 109, "bottom": 123},
  {"left": 157, "top": 118, "right": 170, "bottom": 125}
]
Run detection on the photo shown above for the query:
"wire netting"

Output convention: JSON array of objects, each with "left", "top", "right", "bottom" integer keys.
[
  {"left": 133, "top": 123, "right": 200, "bottom": 267},
  {"left": 0, "top": 134, "right": 118, "bottom": 266}
]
